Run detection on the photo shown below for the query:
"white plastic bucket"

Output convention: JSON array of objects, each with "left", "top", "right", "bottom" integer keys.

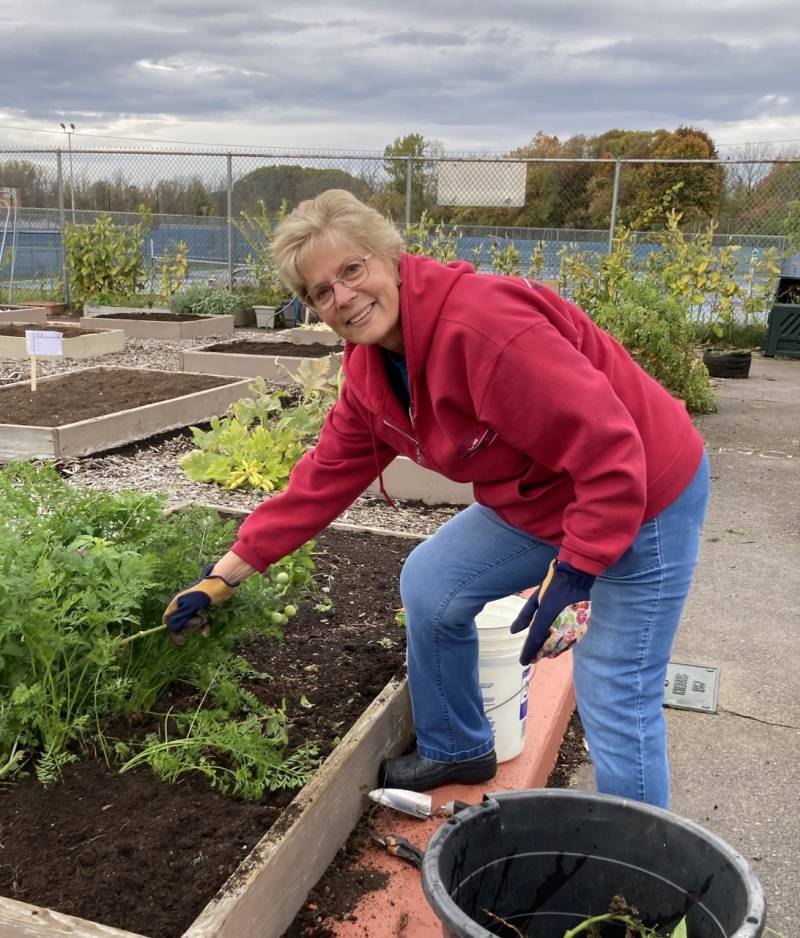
[{"left": 475, "top": 594, "right": 530, "bottom": 763}]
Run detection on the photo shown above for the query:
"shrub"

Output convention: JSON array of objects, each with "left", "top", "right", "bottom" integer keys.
[
  {"left": 591, "top": 276, "right": 717, "bottom": 414},
  {"left": 91, "top": 292, "right": 162, "bottom": 308},
  {"left": 64, "top": 211, "right": 150, "bottom": 304},
  {"left": 169, "top": 284, "right": 248, "bottom": 316}
]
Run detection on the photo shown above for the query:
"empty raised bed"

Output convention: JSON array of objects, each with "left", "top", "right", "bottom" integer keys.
[
  {"left": 0, "top": 305, "right": 46, "bottom": 324},
  {"left": 0, "top": 322, "right": 125, "bottom": 359},
  {"left": 287, "top": 326, "right": 341, "bottom": 346},
  {"left": 81, "top": 309, "right": 235, "bottom": 339},
  {"left": 0, "top": 366, "right": 250, "bottom": 460},
  {"left": 181, "top": 338, "right": 342, "bottom": 383}
]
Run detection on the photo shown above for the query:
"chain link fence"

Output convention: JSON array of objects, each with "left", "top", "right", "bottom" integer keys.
[{"left": 1, "top": 146, "right": 798, "bottom": 303}]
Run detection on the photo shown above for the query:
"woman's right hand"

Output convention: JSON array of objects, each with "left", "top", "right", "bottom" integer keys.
[{"left": 162, "top": 553, "right": 254, "bottom": 645}]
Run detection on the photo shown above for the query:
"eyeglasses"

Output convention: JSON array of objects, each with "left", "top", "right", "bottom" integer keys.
[{"left": 304, "top": 254, "right": 372, "bottom": 311}]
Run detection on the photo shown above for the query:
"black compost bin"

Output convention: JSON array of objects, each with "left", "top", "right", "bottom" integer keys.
[
  {"left": 422, "top": 790, "right": 765, "bottom": 938},
  {"left": 764, "top": 275, "right": 800, "bottom": 359}
]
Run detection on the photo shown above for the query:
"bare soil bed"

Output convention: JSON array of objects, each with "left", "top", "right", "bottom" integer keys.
[
  {"left": 0, "top": 323, "right": 105, "bottom": 338},
  {"left": 93, "top": 312, "right": 212, "bottom": 322},
  {"left": 201, "top": 340, "right": 340, "bottom": 357},
  {"left": 0, "top": 369, "right": 236, "bottom": 426},
  {"left": 0, "top": 526, "right": 413, "bottom": 938}
]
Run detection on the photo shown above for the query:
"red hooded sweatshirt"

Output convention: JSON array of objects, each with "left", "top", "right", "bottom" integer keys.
[{"left": 232, "top": 254, "right": 705, "bottom": 576}]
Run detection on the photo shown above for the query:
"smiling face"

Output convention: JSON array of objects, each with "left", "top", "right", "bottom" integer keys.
[{"left": 298, "top": 236, "right": 403, "bottom": 353}]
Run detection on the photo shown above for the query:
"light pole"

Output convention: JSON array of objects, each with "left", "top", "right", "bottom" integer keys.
[{"left": 59, "top": 122, "right": 76, "bottom": 222}]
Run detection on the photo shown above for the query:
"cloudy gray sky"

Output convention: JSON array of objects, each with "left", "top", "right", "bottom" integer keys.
[{"left": 2, "top": 0, "right": 799, "bottom": 154}]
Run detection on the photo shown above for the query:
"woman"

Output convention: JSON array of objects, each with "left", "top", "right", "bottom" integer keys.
[{"left": 164, "top": 189, "right": 709, "bottom": 808}]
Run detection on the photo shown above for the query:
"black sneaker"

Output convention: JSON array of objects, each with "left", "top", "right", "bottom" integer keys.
[{"left": 379, "top": 749, "right": 497, "bottom": 793}]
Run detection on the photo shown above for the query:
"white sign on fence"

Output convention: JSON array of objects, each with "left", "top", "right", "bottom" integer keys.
[
  {"left": 25, "top": 330, "right": 64, "bottom": 356},
  {"left": 437, "top": 161, "right": 527, "bottom": 208}
]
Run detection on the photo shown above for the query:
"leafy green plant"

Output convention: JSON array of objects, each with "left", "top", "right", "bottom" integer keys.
[
  {"left": 159, "top": 241, "right": 189, "bottom": 303},
  {"left": 180, "top": 365, "right": 340, "bottom": 492},
  {"left": 558, "top": 224, "right": 636, "bottom": 312},
  {"left": 489, "top": 238, "right": 522, "bottom": 276},
  {"left": 0, "top": 462, "right": 314, "bottom": 783},
  {"left": 556, "top": 190, "right": 780, "bottom": 349},
  {"left": 64, "top": 209, "right": 151, "bottom": 304},
  {"left": 645, "top": 210, "right": 780, "bottom": 347},
  {"left": 404, "top": 212, "right": 462, "bottom": 263},
  {"left": 591, "top": 275, "right": 716, "bottom": 414},
  {"left": 235, "top": 198, "right": 289, "bottom": 304},
  {"left": 169, "top": 283, "right": 213, "bottom": 314},
  {"left": 169, "top": 283, "right": 249, "bottom": 316},
  {"left": 117, "top": 689, "right": 318, "bottom": 799},
  {"left": 526, "top": 240, "right": 546, "bottom": 279}
]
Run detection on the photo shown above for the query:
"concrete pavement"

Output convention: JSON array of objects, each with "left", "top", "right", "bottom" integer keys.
[{"left": 571, "top": 353, "right": 800, "bottom": 935}]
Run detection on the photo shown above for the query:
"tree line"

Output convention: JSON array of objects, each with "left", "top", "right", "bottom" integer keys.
[{"left": 1, "top": 126, "right": 798, "bottom": 239}]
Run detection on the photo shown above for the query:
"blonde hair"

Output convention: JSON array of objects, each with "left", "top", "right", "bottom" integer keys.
[{"left": 271, "top": 189, "right": 405, "bottom": 297}]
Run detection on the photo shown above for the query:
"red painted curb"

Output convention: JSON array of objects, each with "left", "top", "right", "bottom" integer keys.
[{"left": 326, "top": 652, "right": 576, "bottom": 937}]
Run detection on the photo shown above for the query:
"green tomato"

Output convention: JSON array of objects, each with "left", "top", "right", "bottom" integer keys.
[
  {"left": 284, "top": 604, "right": 297, "bottom": 618},
  {"left": 270, "top": 611, "right": 285, "bottom": 626},
  {"left": 274, "top": 571, "right": 290, "bottom": 585}
]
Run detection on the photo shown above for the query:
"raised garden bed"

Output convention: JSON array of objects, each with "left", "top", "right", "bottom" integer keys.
[
  {"left": 0, "top": 322, "right": 125, "bottom": 359},
  {"left": 0, "top": 367, "right": 250, "bottom": 460},
  {"left": 83, "top": 303, "right": 172, "bottom": 315},
  {"left": 81, "top": 309, "right": 235, "bottom": 339},
  {"left": 0, "top": 522, "right": 416, "bottom": 938},
  {"left": 287, "top": 326, "right": 341, "bottom": 346},
  {"left": 181, "top": 339, "right": 342, "bottom": 383},
  {"left": 367, "top": 455, "right": 474, "bottom": 506},
  {"left": 0, "top": 305, "right": 46, "bottom": 324},
  {"left": 19, "top": 300, "right": 67, "bottom": 317}
]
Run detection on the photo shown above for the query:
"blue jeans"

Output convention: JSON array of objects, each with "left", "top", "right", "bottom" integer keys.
[{"left": 399, "top": 453, "right": 710, "bottom": 807}]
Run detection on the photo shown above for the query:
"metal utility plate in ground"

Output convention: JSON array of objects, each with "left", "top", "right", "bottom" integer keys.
[{"left": 664, "top": 662, "right": 720, "bottom": 713}]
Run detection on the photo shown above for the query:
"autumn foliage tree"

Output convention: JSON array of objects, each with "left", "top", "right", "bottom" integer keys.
[{"left": 432, "top": 127, "right": 725, "bottom": 231}]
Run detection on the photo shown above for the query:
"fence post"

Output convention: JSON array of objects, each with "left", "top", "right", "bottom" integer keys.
[
  {"left": 608, "top": 159, "right": 622, "bottom": 253},
  {"left": 56, "top": 150, "right": 70, "bottom": 306},
  {"left": 404, "top": 157, "right": 413, "bottom": 227},
  {"left": 227, "top": 153, "right": 234, "bottom": 287}
]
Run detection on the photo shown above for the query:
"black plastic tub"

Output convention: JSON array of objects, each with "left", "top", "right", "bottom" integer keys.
[{"left": 422, "top": 790, "right": 765, "bottom": 938}]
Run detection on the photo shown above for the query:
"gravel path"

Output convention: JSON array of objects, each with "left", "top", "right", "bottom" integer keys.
[{"left": 5, "top": 326, "right": 459, "bottom": 537}]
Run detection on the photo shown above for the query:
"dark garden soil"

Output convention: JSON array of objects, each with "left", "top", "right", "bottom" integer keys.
[
  {"left": 0, "top": 368, "right": 237, "bottom": 426},
  {"left": 0, "top": 322, "right": 103, "bottom": 338},
  {"left": 0, "top": 526, "right": 414, "bottom": 938},
  {"left": 544, "top": 709, "right": 590, "bottom": 789},
  {"left": 202, "top": 340, "right": 341, "bottom": 357},
  {"left": 94, "top": 312, "right": 212, "bottom": 322}
]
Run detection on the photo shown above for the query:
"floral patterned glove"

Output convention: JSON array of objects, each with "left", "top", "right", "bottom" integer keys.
[{"left": 509, "top": 559, "right": 594, "bottom": 665}]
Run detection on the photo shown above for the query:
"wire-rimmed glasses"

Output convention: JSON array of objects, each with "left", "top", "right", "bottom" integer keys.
[{"left": 304, "top": 254, "right": 372, "bottom": 312}]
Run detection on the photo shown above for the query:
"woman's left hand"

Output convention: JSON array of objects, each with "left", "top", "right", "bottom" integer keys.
[{"left": 510, "top": 560, "right": 595, "bottom": 664}]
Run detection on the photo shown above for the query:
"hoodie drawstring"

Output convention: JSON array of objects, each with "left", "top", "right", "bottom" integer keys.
[{"left": 370, "top": 422, "right": 399, "bottom": 511}]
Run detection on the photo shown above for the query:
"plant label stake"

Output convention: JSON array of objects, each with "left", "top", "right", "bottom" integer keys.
[{"left": 25, "top": 330, "right": 63, "bottom": 391}]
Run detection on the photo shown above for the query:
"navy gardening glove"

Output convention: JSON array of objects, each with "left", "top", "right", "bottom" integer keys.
[
  {"left": 510, "top": 559, "right": 595, "bottom": 665},
  {"left": 162, "top": 564, "right": 239, "bottom": 646}
]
